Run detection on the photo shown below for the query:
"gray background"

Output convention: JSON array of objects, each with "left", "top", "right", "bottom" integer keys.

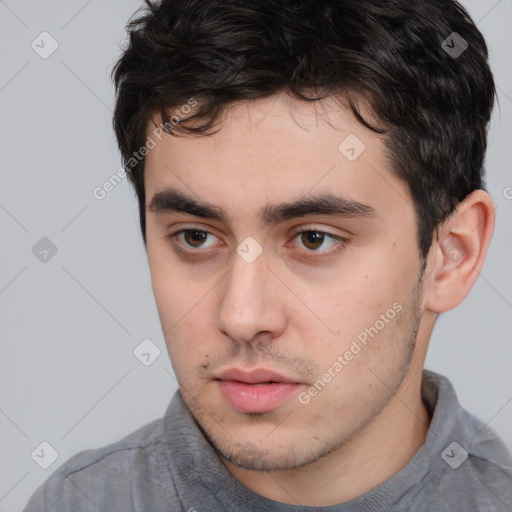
[{"left": 0, "top": 1, "right": 510, "bottom": 510}]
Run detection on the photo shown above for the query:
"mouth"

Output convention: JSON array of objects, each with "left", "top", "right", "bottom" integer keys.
[{"left": 214, "top": 368, "right": 303, "bottom": 413}]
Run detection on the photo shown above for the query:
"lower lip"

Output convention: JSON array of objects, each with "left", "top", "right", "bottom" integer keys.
[{"left": 217, "top": 380, "right": 301, "bottom": 413}]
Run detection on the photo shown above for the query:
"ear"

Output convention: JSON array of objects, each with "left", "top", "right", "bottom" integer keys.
[{"left": 423, "top": 190, "right": 495, "bottom": 313}]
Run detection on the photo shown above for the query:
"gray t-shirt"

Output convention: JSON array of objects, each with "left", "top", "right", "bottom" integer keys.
[{"left": 23, "top": 370, "right": 512, "bottom": 511}]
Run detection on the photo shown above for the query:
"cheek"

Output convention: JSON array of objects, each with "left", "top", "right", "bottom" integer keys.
[
  {"left": 311, "top": 257, "right": 415, "bottom": 364},
  {"left": 337, "top": 245, "right": 416, "bottom": 311},
  {"left": 158, "top": 290, "right": 215, "bottom": 366},
  {"left": 148, "top": 241, "right": 191, "bottom": 318},
  {"left": 318, "top": 279, "right": 395, "bottom": 337}
]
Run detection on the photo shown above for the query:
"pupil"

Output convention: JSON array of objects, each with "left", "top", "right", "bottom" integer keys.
[
  {"left": 187, "top": 230, "right": 207, "bottom": 246},
  {"left": 303, "top": 232, "right": 324, "bottom": 249}
]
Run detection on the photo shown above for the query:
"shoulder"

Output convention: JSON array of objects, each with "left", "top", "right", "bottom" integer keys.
[
  {"left": 23, "top": 417, "right": 174, "bottom": 512},
  {"left": 437, "top": 402, "right": 512, "bottom": 510},
  {"left": 420, "top": 371, "right": 512, "bottom": 510},
  {"left": 62, "top": 416, "right": 164, "bottom": 476},
  {"left": 462, "top": 407, "right": 512, "bottom": 490}
]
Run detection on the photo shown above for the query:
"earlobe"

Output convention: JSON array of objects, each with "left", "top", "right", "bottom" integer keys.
[{"left": 423, "top": 190, "right": 495, "bottom": 314}]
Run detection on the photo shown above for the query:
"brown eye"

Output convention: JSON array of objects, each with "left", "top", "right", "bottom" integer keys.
[
  {"left": 300, "top": 232, "right": 327, "bottom": 251},
  {"left": 183, "top": 230, "right": 209, "bottom": 248},
  {"left": 167, "top": 228, "right": 220, "bottom": 252},
  {"left": 289, "top": 228, "right": 347, "bottom": 260}
]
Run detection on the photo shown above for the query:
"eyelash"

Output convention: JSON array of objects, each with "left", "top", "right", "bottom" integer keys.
[{"left": 166, "top": 226, "right": 348, "bottom": 261}]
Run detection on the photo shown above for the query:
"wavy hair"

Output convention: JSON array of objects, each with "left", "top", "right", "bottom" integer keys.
[{"left": 112, "top": 0, "right": 496, "bottom": 257}]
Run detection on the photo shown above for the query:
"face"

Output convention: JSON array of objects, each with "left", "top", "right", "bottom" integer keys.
[{"left": 144, "top": 92, "right": 428, "bottom": 472}]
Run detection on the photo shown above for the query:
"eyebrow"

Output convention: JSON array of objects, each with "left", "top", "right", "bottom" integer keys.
[{"left": 148, "top": 187, "right": 376, "bottom": 226}]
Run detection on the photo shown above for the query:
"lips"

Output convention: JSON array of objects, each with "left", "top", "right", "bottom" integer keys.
[
  {"left": 215, "top": 368, "right": 300, "bottom": 384},
  {"left": 214, "top": 368, "right": 303, "bottom": 413}
]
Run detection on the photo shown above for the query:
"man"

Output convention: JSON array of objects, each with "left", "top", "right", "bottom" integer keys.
[{"left": 24, "top": 0, "right": 512, "bottom": 510}]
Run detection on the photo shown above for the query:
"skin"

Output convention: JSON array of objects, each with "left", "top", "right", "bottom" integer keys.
[{"left": 144, "top": 91, "right": 495, "bottom": 506}]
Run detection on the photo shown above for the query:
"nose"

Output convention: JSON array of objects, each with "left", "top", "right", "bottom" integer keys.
[{"left": 215, "top": 247, "right": 286, "bottom": 345}]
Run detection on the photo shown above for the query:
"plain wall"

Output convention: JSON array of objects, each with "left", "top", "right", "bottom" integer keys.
[{"left": 0, "top": 1, "right": 511, "bottom": 510}]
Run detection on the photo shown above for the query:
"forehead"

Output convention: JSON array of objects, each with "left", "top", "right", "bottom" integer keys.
[
  {"left": 149, "top": 92, "right": 367, "bottom": 157},
  {"left": 143, "top": 93, "right": 411, "bottom": 223}
]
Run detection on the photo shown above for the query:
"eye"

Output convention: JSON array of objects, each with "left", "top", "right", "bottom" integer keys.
[
  {"left": 169, "top": 229, "right": 219, "bottom": 250},
  {"left": 286, "top": 226, "right": 350, "bottom": 263},
  {"left": 290, "top": 228, "right": 346, "bottom": 256},
  {"left": 166, "top": 226, "right": 348, "bottom": 260}
]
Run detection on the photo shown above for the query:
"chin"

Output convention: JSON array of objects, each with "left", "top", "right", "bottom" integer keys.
[
  {"left": 220, "top": 443, "right": 314, "bottom": 472},
  {"left": 209, "top": 425, "right": 345, "bottom": 472}
]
